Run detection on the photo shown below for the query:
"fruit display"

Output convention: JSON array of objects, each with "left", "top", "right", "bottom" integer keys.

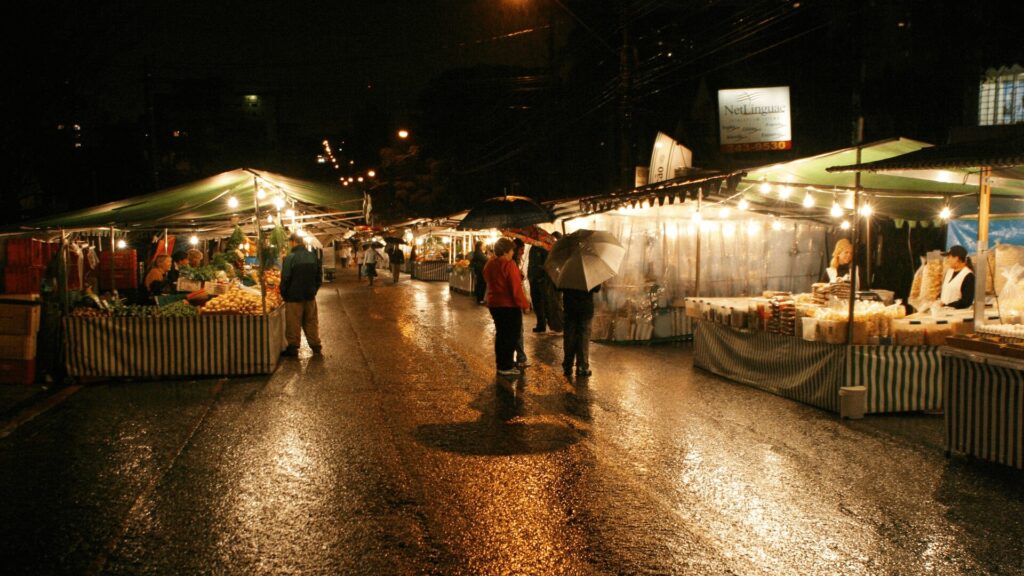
[
  {"left": 201, "top": 287, "right": 282, "bottom": 315},
  {"left": 158, "top": 300, "right": 198, "bottom": 317}
]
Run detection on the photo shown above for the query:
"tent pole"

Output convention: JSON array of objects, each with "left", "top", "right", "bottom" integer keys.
[
  {"left": 847, "top": 149, "right": 861, "bottom": 344},
  {"left": 110, "top": 225, "right": 117, "bottom": 298},
  {"left": 254, "top": 176, "right": 267, "bottom": 317},
  {"left": 974, "top": 167, "right": 992, "bottom": 326},
  {"left": 694, "top": 189, "right": 702, "bottom": 297}
]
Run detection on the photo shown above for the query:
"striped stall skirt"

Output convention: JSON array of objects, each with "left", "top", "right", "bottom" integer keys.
[
  {"left": 693, "top": 320, "right": 845, "bottom": 412},
  {"left": 944, "top": 350, "right": 1024, "bottom": 470},
  {"left": 64, "top": 306, "right": 286, "bottom": 378},
  {"left": 846, "top": 345, "right": 943, "bottom": 413}
]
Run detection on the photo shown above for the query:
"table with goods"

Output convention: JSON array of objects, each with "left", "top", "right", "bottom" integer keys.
[
  {"left": 63, "top": 274, "right": 286, "bottom": 378},
  {"left": 448, "top": 259, "right": 474, "bottom": 294},
  {"left": 686, "top": 285, "right": 986, "bottom": 414}
]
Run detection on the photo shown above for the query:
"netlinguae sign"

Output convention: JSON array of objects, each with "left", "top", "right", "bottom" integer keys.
[{"left": 718, "top": 86, "right": 792, "bottom": 153}]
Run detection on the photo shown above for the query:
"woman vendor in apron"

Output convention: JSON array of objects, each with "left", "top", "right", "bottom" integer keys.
[{"left": 939, "top": 245, "right": 975, "bottom": 309}]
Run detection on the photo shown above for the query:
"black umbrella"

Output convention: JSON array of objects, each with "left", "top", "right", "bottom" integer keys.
[{"left": 456, "top": 195, "right": 554, "bottom": 231}]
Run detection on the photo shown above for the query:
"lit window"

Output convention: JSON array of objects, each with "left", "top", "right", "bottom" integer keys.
[{"left": 979, "top": 65, "right": 1024, "bottom": 126}]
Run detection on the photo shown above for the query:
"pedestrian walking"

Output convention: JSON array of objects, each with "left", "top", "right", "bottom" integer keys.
[
  {"left": 280, "top": 233, "right": 322, "bottom": 356},
  {"left": 389, "top": 244, "right": 405, "bottom": 284},
  {"left": 363, "top": 243, "right": 384, "bottom": 286},
  {"left": 512, "top": 238, "right": 528, "bottom": 367},
  {"left": 355, "top": 244, "right": 364, "bottom": 280},
  {"left": 339, "top": 242, "right": 352, "bottom": 270},
  {"left": 526, "top": 237, "right": 550, "bottom": 332},
  {"left": 470, "top": 240, "right": 488, "bottom": 305},
  {"left": 483, "top": 238, "right": 530, "bottom": 377},
  {"left": 561, "top": 284, "right": 600, "bottom": 377}
]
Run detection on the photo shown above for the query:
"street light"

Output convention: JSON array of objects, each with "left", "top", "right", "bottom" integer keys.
[{"left": 397, "top": 129, "right": 409, "bottom": 139}]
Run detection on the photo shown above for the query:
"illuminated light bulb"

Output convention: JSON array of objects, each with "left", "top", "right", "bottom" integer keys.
[
  {"left": 442, "top": 236, "right": 452, "bottom": 244},
  {"left": 840, "top": 220, "right": 851, "bottom": 230},
  {"left": 802, "top": 193, "right": 815, "bottom": 208},
  {"left": 692, "top": 210, "right": 703, "bottom": 224},
  {"left": 273, "top": 196, "right": 285, "bottom": 209},
  {"left": 189, "top": 235, "right": 199, "bottom": 246},
  {"left": 266, "top": 215, "right": 274, "bottom": 223},
  {"left": 771, "top": 219, "right": 783, "bottom": 231},
  {"left": 285, "top": 208, "right": 295, "bottom": 219},
  {"left": 746, "top": 221, "right": 760, "bottom": 235},
  {"left": 759, "top": 181, "right": 772, "bottom": 194},
  {"left": 257, "top": 188, "right": 267, "bottom": 200},
  {"left": 343, "top": 181, "right": 349, "bottom": 186},
  {"left": 665, "top": 224, "right": 678, "bottom": 239},
  {"left": 296, "top": 228, "right": 306, "bottom": 237},
  {"left": 116, "top": 239, "right": 127, "bottom": 249},
  {"left": 844, "top": 195, "right": 855, "bottom": 210},
  {"left": 830, "top": 202, "right": 843, "bottom": 218},
  {"left": 357, "top": 177, "right": 364, "bottom": 183},
  {"left": 367, "top": 170, "right": 376, "bottom": 177},
  {"left": 227, "top": 196, "right": 239, "bottom": 209},
  {"left": 778, "top": 186, "right": 792, "bottom": 200},
  {"left": 939, "top": 206, "right": 952, "bottom": 220},
  {"left": 718, "top": 206, "right": 731, "bottom": 219},
  {"left": 723, "top": 222, "right": 736, "bottom": 237},
  {"left": 738, "top": 198, "right": 749, "bottom": 211},
  {"left": 859, "top": 204, "right": 873, "bottom": 217}
]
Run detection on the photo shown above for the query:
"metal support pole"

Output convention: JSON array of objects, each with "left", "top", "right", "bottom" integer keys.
[
  {"left": 974, "top": 167, "right": 992, "bottom": 325},
  {"left": 254, "top": 176, "right": 267, "bottom": 317},
  {"left": 847, "top": 148, "right": 862, "bottom": 344}
]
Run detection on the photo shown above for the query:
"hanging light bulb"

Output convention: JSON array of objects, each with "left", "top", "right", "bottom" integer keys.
[
  {"left": 840, "top": 220, "right": 851, "bottom": 230},
  {"left": 227, "top": 196, "right": 239, "bottom": 209},
  {"left": 778, "top": 185, "right": 792, "bottom": 200},
  {"left": 718, "top": 206, "right": 731, "bottom": 219},
  {"left": 802, "top": 193, "right": 815, "bottom": 208},
  {"left": 746, "top": 221, "right": 760, "bottom": 235},
  {"left": 737, "top": 198, "right": 749, "bottom": 211},
  {"left": 256, "top": 187, "right": 267, "bottom": 200},
  {"left": 116, "top": 239, "right": 127, "bottom": 249},
  {"left": 771, "top": 219, "right": 783, "bottom": 231},
  {"left": 189, "top": 235, "right": 199, "bottom": 246},
  {"left": 939, "top": 206, "right": 952, "bottom": 220},
  {"left": 859, "top": 204, "right": 873, "bottom": 217},
  {"left": 266, "top": 214, "right": 274, "bottom": 223},
  {"left": 272, "top": 196, "right": 285, "bottom": 210},
  {"left": 844, "top": 194, "right": 855, "bottom": 210},
  {"left": 759, "top": 180, "right": 772, "bottom": 194},
  {"left": 830, "top": 202, "right": 843, "bottom": 218},
  {"left": 285, "top": 208, "right": 296, "bottom": 219},
  {"left": 692, "top": 210, "right": 703, "bottom": 224}
]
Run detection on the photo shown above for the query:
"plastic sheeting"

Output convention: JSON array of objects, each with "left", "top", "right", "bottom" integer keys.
[{"left": 561, "top": 204, "right": 828, "bottom": 339}]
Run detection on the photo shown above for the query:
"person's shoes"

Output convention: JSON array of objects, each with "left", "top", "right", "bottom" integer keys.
[
  {"left": 576, "top": 368, "right": 592, "bottom": 377},
  {"left": 563, "top": 367, "right": 573, "bottom": 378},
  {"left": 496, "top": 367, "right": 520, "bottom": 377},
  {"left": 281, "top": 346, "right": 299, "bottom": 357},
  {"left": 532, "top": 326, "right": 546, "bottom": 333},
  {"left": 311, "top": 345, "right": 323, "bottom": 354},
  {"left": 516, "top": 360, "right": 530, "bottom": 368}
]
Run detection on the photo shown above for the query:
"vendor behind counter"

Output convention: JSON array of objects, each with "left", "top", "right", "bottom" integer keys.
[{"left": 939, "top": 245, "right": 974, "bottom": 309}]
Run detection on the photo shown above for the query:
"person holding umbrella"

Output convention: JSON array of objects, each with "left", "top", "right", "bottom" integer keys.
[
  {"left": 363, "top": 242, "right": 384, "bottom": 286},
  {"left": 483, "top": 237, "right": 530, "bottom": 377}
]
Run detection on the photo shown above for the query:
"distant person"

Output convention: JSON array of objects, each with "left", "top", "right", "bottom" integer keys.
[
  {"left": 561, "top": 283, "right": 601, "bottom": 378},
  {"left": 483, "top": 238, "right": 530, "bottom": 377},
  {"left": 187, "top": 248, "right": 204, "bottom": 268},
  {"left": 280, "top": 233, "right": 322, "bottom": 356},
  {"left": 167, "top": 250, "right": 189, "bottom": 286},
  {"left": 355, "top": 245, "right": 364, "bottom": 280},
  {"left": 389, "top": 244, "right": 405, "bottom": 284},
  {"left": 527, "top": 237, "right": 551, "bottom": 332},
  {"left": 143, "top": 255, "right": 173, "bottom": 302},
  {"left": 512, "top": 238, "right": 528, "bottom": 367},
  {"left": 363, "top": 243, "right": 384, "bottom": 286},
  {"left": 339, "top": 242, "right": 352, "bottom": 269},
  {"left": 470, "top": 240, "right": 488, "bottom": 305},
  {"left": 940, "top": 245, "right": 975, "bottom": 309}
]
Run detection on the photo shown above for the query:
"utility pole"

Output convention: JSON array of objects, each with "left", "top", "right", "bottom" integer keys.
[{"left": 618, "top": 5, "right": 635, "bottom": 191}]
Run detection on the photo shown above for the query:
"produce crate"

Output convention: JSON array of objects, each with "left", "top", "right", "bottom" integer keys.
[
  {"left": 176, "top": 278, "right": 204, "bottom": 293},
  {"left": 0, "top": 334, "right": 36, "bottom": 359},
  {"left": 2, "top": 266, "right": 44, "bottom": 294},
  {"left": 97, "top": 268, "right": 138, "bottom": 290},
  {"left": 0, "top": 297, "right": 42, "bottom": 335},
  {"left": 0, "top": 358, "right": 35, "bottom": 385},
  {"left": 6, "top": 238, "right": 44, "bottom": 267}
]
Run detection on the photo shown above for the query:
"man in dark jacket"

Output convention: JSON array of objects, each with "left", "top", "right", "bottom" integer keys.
[
  {"left": 526, "top": 242, "right": 549, "bottom": 332},
  {"left": 280, "top": 233, "right": 322, "bottom": 356},
  {"left": 561, "top": 284, "right": 600, "bottom": 378}
]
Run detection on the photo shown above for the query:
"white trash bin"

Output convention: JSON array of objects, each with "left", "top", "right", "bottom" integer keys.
[{"left": 839, "top": 386, "right": 867, "bottom": 419}]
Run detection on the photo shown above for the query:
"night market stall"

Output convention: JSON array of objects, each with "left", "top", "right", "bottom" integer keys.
[
  {"left": 1, "top": 168, "right": 363, "bottom": 380},
  {"left": 830, "top": 135, "right": 1024, "bottom": 468}
]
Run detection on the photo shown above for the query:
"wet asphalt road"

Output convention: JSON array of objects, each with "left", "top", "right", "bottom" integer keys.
[{"left": 1, "top": 269, "right": 1023, "bottom": 575}]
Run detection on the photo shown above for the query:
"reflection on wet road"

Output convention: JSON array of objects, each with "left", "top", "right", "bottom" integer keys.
[{"left": 0, "top": 269, "right": 1022, "bottom": 575}]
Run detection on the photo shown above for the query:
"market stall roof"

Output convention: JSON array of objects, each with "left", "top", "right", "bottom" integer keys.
[
  {"left": 2, "top": 168, "right": 365, "bottom": 236},
  {"left": 737, "top": 137, "right": 1024, "bottom": 222}
]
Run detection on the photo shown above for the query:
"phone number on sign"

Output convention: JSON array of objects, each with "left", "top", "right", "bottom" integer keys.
[{"left": 721, "top": 141, "right": 793, "bottom": 153}]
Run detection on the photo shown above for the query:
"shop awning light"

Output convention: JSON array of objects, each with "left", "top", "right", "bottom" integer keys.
[
  {"left": 771, "top": 219, "right": 783, "bottom": 231},
  {"left": 759, "top": 181, "right": 772, "bottom": 194},
  {"left": 227, "top": 196, "right": 239, "bottom": 209},
  {"left": 718, "top": 206, "right": 731, "bottom": 219},
  {"left": 844, "top": 195, "right": 855, "bottom": 210},
  {"left": 737, "top": 198, "right": 749, "bottom": 211},
  {"left": 778, "top": 186, "right": 792, "bottom": 200},
  {"left": 256, "top": 187, "right": 267, "bottom": 200},
  {"left": 939, "top": 206, "right": 952, "bottom": 220},
  {"left": 285, "top": 208, "right": 296, "bottom": 219},
  {"left": 116, "top": 239, "right": 127, "bottom": 249},
  {"left": 859, "top": 204, "right": 873, "bottom": 217},
  {"left": 189, "top": 235, "right": 199, "bottom": 246},
  {"left": 802, "top": 193, "right": 815, "bottom": 208},
  {"left": 840, "top": 220, "right": 851, "bottom": 230},
  {"left": 830, "top": 202, "right": 843, "bottom": 218},
  {"left": 273, "top": 196, "right": 285, "bottom": 210},
  {"left": 691, "top": 210, "right": 703, "bottom": 224}
]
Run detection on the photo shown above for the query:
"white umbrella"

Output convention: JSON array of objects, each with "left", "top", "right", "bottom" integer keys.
[{"left": 544, "top": 229, "right": 625, "bottom": 291}]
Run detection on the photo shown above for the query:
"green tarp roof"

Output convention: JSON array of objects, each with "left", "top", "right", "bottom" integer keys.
[
  {"left": 5, "top": 168, "right": 364, "bottom": 234},
  {"left": 738, "top": 137, "right": 1024, "bottom": 221}
]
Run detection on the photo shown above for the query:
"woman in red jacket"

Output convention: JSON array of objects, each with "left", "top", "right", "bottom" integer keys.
[{"left": 483, "top": 237, "right": 531, "bottom": 376}]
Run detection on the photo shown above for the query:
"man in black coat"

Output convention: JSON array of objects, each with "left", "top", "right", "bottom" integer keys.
[{"left": 280, "top": 233, "right": 322, "bottom": 356}]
